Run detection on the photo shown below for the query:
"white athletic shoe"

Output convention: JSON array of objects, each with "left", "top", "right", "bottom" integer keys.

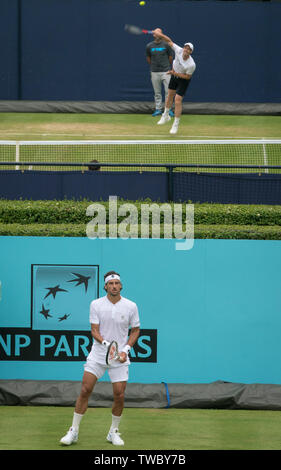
[
  {"left": 60, "top": 427, "right": 78, "bottom": 445},
  {"left": 157, "top": 114, "right": 171, "bottom": 125},
  {"left": 170, "top": 122, "right": 179, "bottom": 134},
  {"left": 107, "top": 429, "right": 124, "bottom": 446}
]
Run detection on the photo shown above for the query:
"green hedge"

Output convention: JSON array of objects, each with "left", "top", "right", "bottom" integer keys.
[
  {"left": 0, "top": 199, "right": 281, "bottom": 226},
  {"left": 1, "top": 200, "right": 280, "bottom": 239},
  {"left": 1, "top": 223, "right": 281, "bottom": 240}
]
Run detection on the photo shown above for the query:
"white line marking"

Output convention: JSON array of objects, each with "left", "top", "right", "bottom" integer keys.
[{"left": 0, "top": 132, "right": 275, "bottom": 139}]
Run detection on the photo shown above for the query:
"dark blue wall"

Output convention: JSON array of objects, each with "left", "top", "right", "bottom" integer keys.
[
  {"left": 0, "top": 0, "right": 19, "bottom": 100},
  {"left": 0, "top": 171, "right": 281, "bottom": 204},
  {"left": 0, "top": 171, "right": 168, "bottom": 201},
  {"left": 1, "top": 0, "right": 281, "bottom": 103}
]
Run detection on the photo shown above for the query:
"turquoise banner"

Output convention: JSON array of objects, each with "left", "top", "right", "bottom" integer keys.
[{"left": 0, "top": 237, "right": 280, "bottom": 384}]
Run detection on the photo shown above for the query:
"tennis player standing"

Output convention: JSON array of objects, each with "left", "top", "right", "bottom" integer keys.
[
  {"left": 154, "top": 28, "right": 196, "bottom": 135},
  {"left": 60, "top": 271, "right": 140, "bottom": 446}
]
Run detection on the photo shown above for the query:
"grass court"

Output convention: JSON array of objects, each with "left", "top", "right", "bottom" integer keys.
[
  {"left": 0, "top": 113, "right": 280, "bottom": 140},
  {"left": 1, "top": 406, "right": 281, "bottom": 450},
  {"left": 0, "top": 113, "right": 280, "bottom": 172}
]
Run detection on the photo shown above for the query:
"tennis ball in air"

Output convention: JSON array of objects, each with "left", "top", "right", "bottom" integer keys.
[{"left": 139, "top": 1, "right": 146, "bottom": 5}]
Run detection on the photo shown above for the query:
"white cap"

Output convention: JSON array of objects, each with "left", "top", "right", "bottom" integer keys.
[{"left": 184, "top": 42, "right": 194, "bottom": 52}]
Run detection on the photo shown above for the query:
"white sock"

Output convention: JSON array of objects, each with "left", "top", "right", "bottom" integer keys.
[
  {"left": 72, "top": 411, "right": 83, "bottom": 431},
  {"left": 174, "top": 117, "right": 180, "bottom": 125},
  {"left": 110, "top": 414, "right": 121, "bottom": 432},
  {"left": 163, "top": 107, "right": 170, "bottom": 116}
]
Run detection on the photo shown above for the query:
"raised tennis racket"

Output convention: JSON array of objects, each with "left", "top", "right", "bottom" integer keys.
[
  {"left": 106, "top": 340, "right": 121, "bottom": 365},
  {"left": 125, "top": 24, "right": 153, "bottom": 35}
]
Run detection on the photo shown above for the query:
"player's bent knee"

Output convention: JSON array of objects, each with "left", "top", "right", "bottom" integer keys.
[
  {"left": 80, "top": 382, "right": 94, "bottom": 398},
  {"left": 175, "top": 94, "right": 183, "bottom": 104}
]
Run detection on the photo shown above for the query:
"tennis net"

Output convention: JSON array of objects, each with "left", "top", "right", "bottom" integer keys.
[{"left": 0, "top": 139, "right": 280, "bottom": 172}]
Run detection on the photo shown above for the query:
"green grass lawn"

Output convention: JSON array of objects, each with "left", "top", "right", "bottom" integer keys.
[
  {"left": 1, "top": 406, "right": 281, "bottom": 450},
  {"left": 0, "top": 113, "right": 280, "bottom": 140},
  {"left": 0, "top": 113, "right": 280, "bottom": 172}
]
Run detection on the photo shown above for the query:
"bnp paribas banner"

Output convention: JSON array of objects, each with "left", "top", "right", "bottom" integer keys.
[
  {"left": 0, "top": 261, "right": 157, "bottom": 364},
  {"left": 1, "top": 236, "right": 281, "bottom": 384}
]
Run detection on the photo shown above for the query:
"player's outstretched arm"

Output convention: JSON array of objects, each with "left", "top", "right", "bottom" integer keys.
[{"left": 153, "top": 28, "right": 174, "bottom": 47}]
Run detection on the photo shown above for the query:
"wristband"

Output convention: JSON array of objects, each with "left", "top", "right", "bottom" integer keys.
[
  {"left": 102, "top": 340, "right": 110, "bottom": 348},
  {"left": 122, "top": 345, "right": 131, "bottom": 355}
]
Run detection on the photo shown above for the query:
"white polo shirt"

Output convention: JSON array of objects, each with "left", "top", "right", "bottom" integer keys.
[
  {"left": 87, "top": 295, "right": 140, "bottom": 366},
  {"left": 172, "top": 43, "right": 196, "bottom": 76}
]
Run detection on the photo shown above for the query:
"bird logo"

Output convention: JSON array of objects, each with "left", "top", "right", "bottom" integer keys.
[
  {"left": 44, "top": 285, "right": 68, "bottom": 299},
  {"left": 40, "top": 304, "right": 52, "bottom": 319},
  {"left": 67, "top": 273, "right": 91, "bottom": 293},
  {"left": 32, "top": 265, "right": 98, "bottom": 330}
]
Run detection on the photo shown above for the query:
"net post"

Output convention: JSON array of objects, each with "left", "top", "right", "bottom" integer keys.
[
  {"left": 167, "top": 165, "right": 174, "bottom": 202},
  {"left": 15, "top": 141, "right": 20, "bottom": 170}
]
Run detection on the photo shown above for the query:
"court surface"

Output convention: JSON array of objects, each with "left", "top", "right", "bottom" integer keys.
[
  {"left": 0, "top": 113, "right": 280, "bottom": 172},
  {"left": 1, "top": 406, "right": 281, "bottom": 450}
]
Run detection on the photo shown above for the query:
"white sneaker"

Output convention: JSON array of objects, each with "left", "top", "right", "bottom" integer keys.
[
  {"left": 60, "top": 427, "right": 78, "bottom": 445},
  {"left": 107, "top": 429, "right": 124, "bottom": 446},
  {"left": 170, "top": 123, "right": 179, "bottom": 134},
  {"left": 157, "top": 114, "right": 171, "bottom": 125}
]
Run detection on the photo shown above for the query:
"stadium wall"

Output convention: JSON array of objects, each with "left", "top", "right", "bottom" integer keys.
[
  {"left": 0, "top": 0, "right": 280, "bottom": 105},
  {"left": 0, "top": 170, "right": 281, "bottom": 205},
  {"left": 0, "top": 237, "right": 281, "bottom": 385}
]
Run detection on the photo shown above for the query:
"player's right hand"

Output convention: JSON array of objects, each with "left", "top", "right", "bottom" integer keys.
[
  {"left": 153, "top": 28, "right": 162, "bottom": 36},
  {"left": 118, "top": 352, "right": 127, "bottom": 363}
]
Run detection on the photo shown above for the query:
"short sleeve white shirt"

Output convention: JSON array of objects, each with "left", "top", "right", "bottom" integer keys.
[
  {"left": 87, "top": 295, "right": 140, "bottom": 366},
  {"left": 172, "top": 43, "right": 196, "bottom": 76}
]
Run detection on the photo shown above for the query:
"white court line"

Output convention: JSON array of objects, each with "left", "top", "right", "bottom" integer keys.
[{"left": 0, "top": 132, "right": 271, "bottom": 139}]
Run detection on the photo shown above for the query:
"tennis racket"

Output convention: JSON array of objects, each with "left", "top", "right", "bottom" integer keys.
[
  {"left": 106, "top": 340, "right": 121, "bottom": 365},
  {"left": 124, "top": 24, "right": 153, "bottom": 35}
]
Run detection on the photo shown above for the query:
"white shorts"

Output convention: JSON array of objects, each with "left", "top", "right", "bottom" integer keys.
[{"left": 84, "top": 358, "right": 129, "bottom": 383}]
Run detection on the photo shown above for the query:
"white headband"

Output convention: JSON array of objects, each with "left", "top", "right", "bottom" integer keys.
[{"left": 105, "top": 274, "right": 121, "bottom": 284}]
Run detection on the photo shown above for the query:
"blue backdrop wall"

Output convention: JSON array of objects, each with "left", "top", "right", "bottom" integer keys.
[
  {"left": 1, "top": 0, "right": 280, "bottom": 103},
  {"left": 1, "top": 236, "right": 281, "bottom": 384}
]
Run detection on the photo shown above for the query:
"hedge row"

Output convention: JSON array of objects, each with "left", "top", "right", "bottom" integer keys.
[
  {"left": 1, "top": 223, "right": 281, "bottom": 240},
  {"left": 0, "top": 199, "right": 281, "bottom": 226}
]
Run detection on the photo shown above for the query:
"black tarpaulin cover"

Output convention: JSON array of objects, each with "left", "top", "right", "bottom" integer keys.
[{"left": 1, "top": 380, "right": 281, "bottom": 410}]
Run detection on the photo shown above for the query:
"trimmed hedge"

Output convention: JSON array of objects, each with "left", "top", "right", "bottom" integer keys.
[
  {"left": 0, "top": 199, "right": 281, "bottom": 226},
  {"left": 1, "top": 223, "right": 281, "bottom": 240},
  {"left": 0, "top": 200, "right": 280, "bottom": 239}
]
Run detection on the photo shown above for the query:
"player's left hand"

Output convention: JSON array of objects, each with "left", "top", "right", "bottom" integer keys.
[{"left": 118, "top": 352, "right": 127, "bottom": 363}]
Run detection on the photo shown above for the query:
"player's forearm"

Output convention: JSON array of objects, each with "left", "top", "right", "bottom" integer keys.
[
  {"left": 175, "top": 72, "right": 190, "bottom": 80},
  {"left": 154, "top": 29, "right": 173, "bottom": 46},
  {"left": 159, "top": 33, "right": 173, "bottom": 45},
  {"left": 127, "top": 327, "right": 140, "bottom": 348},
  {"left": 91, "top": 324, "right": 104, "bottom": 344},
  {"left": 170, "top": 70, "right": 191, "bottom": 80}
]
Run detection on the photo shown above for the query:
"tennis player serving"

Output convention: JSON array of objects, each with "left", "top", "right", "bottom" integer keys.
[
  {"left": 60, "top": 270, "right": 140, "bottom": 446},
  {"left": 153, "top": 28, "right": 196, "bottom": 135}
]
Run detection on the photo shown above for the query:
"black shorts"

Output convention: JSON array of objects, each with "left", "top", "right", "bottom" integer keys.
[{"left": 168, "top": 75, "right": 191, "bottom": 97}]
